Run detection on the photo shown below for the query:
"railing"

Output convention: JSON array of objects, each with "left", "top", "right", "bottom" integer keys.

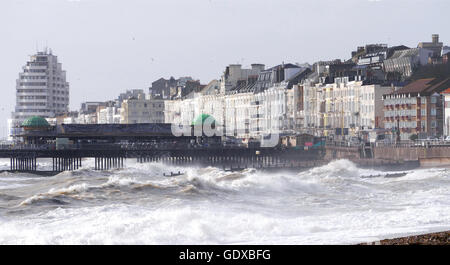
[
  {"left": 374, "top": 140, "right": 450, "bottom": 148},
  {"left": 0, "top": 142, "right": 214, "bottom": 151},
  {"left": 0, "top": 141, "right": 328, "bottom": 152},
  {"left": 325, "top": 140, "right": 362, "bottom": 147},
  {"left": 0, "top": 144, "right": 54, "bottom": 150},
  {"left": 7, "top": 140, "right": 450, "bottom": 151}
]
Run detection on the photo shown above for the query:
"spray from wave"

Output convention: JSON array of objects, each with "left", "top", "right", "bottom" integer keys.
[{"left": 0, "top": 159, "right": 449, "bottom": 244}]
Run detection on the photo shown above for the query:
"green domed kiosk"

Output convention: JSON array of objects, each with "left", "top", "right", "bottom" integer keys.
[
  {"left": 192, "top": 114, "right": 216, "bottom": 127},
  {"left": 21, "top": 116, "right": 51, "bottom": 130}
]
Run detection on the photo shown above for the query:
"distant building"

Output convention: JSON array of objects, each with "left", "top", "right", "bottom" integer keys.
[
  {"left": 97, "top": 102, "right": 121, "bottom": 124},
  {"left": 9, "top": 49, "right": 69, "bottom": 140},
  {"left": 149, "top": 77, "right": 178, "bottom": 100},
  {"left": 77, "top": 101, "right": 107, "bottom": 124},
  {"left": 253, "top": 63, "right": 309, "bottom": 93},
  {"left": 164, "top": 63, "right": 311, "bottom": 140},
  {"left": 117, "top": 89, "right": 145, "bottom": 107},
  {"left": 442, "top": 46, "right": 450, "bottom": 56},
  {"left": 444, "top": 53, "right": 449, "bottom": 64},
  {"left": 220, "top": 64, "right": 264, "bottom": 94},
  {"left": 418, "top": 34, "right": 443, "bottom": 57},
  {"left": 353, "top": 45, "right": 410, "bottom": 82},
  {"left": 383, "top": 48, "right": 433, "bottom": 78},
  {"left": 46, "top": 111, "right": 78, "bottom": 126},
  {"left": 80, "top": 102, "right": 106, "bottom": 114},
  {"left": 120, "top": 96, "right": 165, "bottom": 124},
  {"left": 311, "top": 60, "right": 362, "bottom": 85},
  {"left": 149, "top": 77, "right": 203, "bottom": 100},
  {"left": 382, "top": 78, "right": 450, "bottom": 140},
  {"left": 76, "top": 113, "right": 97, "bottom": 124},
  {"left": 351, "top": 44, "right": 388, "bottom": 63},
  {"left": 317, "top": 78, "right": 394, "bottom": 138}
]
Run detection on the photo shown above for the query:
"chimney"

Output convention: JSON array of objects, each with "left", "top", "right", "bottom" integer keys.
[{"left": 432, "top": 34, "right": 439, "bottom": 44}]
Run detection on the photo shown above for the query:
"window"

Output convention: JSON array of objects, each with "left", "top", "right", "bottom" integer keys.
[{"left": 431, "top": 120, "right": 437, "bottom": 128}]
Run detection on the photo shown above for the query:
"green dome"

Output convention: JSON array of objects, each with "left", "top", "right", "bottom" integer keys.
[
  {"left": 21, "top": 116, "right": 50, "bottom": 128},
  {"left": 192, "top": 114, "right": 216, "bottom": 126}
]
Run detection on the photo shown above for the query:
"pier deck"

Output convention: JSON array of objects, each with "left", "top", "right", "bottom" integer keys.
[{"left": 0, "top": 144, "right": 325, "bottom": 173}]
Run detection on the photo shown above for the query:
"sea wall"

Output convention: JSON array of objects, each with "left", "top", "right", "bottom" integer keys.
[
  {"left": 373, "top": 146, "right": 420, "bottom": 161},
  {"left": 324, "top": 146, "right": 361, "bottom": 161},
  {"left": 325, "top": 145, "right": 450, "bottom": 168}
]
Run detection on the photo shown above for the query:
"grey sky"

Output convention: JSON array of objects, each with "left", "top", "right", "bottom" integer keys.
[{"left": 1, "top": 0, "right": 449, "bottom": 138}]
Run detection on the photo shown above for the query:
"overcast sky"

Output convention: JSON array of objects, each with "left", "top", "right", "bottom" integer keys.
[{"left": 1, "top": 0, "right": 449, "bottom": 138}]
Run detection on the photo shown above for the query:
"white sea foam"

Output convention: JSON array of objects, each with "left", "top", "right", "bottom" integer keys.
[{"left": 0, "top": 159, "right": 449, "bottom": 244}]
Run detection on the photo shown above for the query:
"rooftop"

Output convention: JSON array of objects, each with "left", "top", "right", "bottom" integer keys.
[
  {"left": 21, "top": 116, "right": 51, "bottom": 129},
  {"left": 388, "top": 48, "right": 421, "bottom": 60},
  {"left": 440, "top": 87, "right": 450, "bottom": 94},
  {"left": 391, "top": 78, "right": 450, "bottom": 96}
]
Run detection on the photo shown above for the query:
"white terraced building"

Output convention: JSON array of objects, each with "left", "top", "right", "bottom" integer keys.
[{"left": 8, "top": 49, "right": 69, "bottom": 139}]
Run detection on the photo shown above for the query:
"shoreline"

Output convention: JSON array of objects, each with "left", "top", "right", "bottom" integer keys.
[{"left": 360, "top": 230, "right": 450, "bottom": 245}]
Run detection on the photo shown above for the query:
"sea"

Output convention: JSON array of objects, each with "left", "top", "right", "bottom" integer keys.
[{"left": 0, "top": 158, "right": 449, "bottom": 245}]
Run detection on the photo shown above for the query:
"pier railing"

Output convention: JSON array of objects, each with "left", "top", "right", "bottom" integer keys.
[
  {"left": 325, "top": 140, "right": 362, "bottom": 147},
  {"left": 374, "top": 140, "right": 450, "bottom": 148},
  {"left": 0, "top": 141, "right": 327, "bottom": 151}
]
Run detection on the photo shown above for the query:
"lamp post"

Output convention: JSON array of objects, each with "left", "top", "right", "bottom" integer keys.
[{"left": 396, "top": 114, "right": 401, "bottom": 146}]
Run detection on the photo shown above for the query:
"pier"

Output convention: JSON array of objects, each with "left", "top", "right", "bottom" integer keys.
[
  {"left": 4, "top": 139, "right": 450, "bottom": 174},
  {"left": 0, "top": 143, "right": 325, "bottom": 174}
]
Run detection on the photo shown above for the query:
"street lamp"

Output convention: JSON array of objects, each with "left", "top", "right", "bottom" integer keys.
[{"left": 395, "top": 114, "right": 401, "bottom": 145}]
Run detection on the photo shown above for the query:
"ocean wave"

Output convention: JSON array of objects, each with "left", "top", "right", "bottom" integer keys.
[
  {"left": 19, "top": 183, "right": 90, "bottom": 206},
  {"left": 1, "top": 159, "right": 450, "bottom": 244},
  {"left": 2, "top": 198, "right": 450, "bottom": 244}
]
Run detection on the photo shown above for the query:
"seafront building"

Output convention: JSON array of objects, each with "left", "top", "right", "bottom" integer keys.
[
  {"left": 382, "top": 78, "right": 450, "bottom": 140},
  {"left": 441, "top": 87, "right": 450, "bottom": 136},
  {"left": 163, "top": 63, "right": 312, "bottom": 141},
  {"left": 97, "top": 102, "right": 121, "bottom": 124},
  {"left": 7, "top": 34, "right": 447, "bottom": 142},
  {"left": 120, "top": 95, "right": 165, "bottom": 124},
  {"left": 321, "top": 79, "right": 393, "bottom": 138},
  {"left": 297, "top": 74, "right": 394, "bottom": 139},
  {"left": 8, "top": 49, "right": 69, "bottom": 139}
]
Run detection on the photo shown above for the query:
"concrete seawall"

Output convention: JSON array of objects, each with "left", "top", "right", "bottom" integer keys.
[
  {"left": 373, "top": 146, "right": 450, "bottom": 167},
  {"left": 326, "top": 145, "right": 450, "bottom": 168}
]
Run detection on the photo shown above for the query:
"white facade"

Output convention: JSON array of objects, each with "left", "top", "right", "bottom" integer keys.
[
  {"left": 165, "top": 83, "right": 298, "bottom": 140},
  {"left": 443, "top": 92, "right": 450, "bottom": 136},
  {"left": 98, "top": 106, "right": 121, "bottom": 124},
  {"left": 225, "top": 92, "right": 253, "bottom": 138},
  {"left": 9, "top": 49, "right": 69, "bottom": 138},
  {"left": 298, "top": 78, "right": 394, "bottom": 137},
  {"left": 121, "top": 98, "right": 165, "bottom": 124},
  {"left": 250, "top": 83, "right": 292, "bottom": 137},
  {"left": 165, "top": 95, "right": 200, "bottom": 126},
  {"left": 299, "top": 80, "right": 325, "bottom": 135},
  {"left": 76, "top": 113, "right": 97, "bottom": 124}
]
